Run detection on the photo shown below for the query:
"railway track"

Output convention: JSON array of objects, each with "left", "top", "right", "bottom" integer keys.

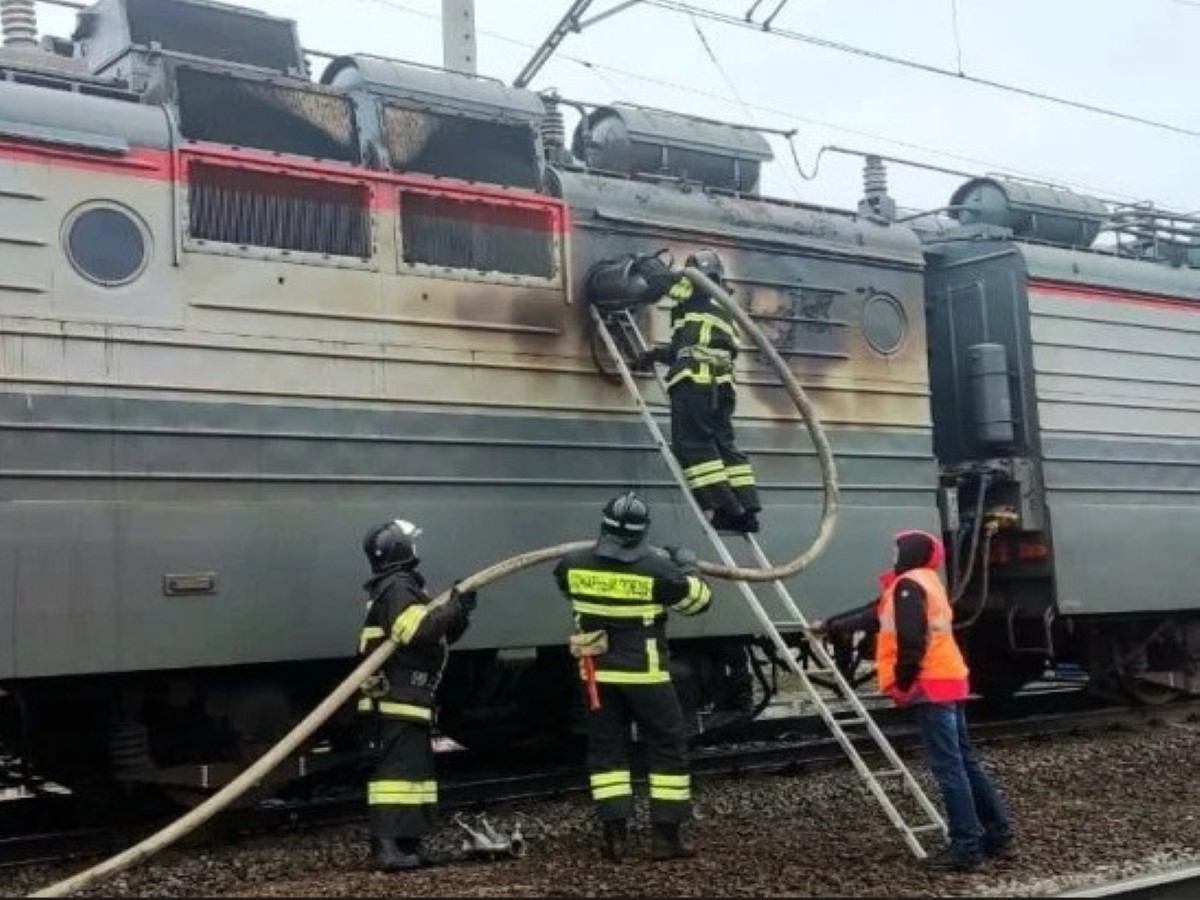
[
  {"left": 3, "top": 689, "right": 1195, "bottom": 876},
  {"left": 1056, "top": 862, "right": 1200, "bottom": 898}
]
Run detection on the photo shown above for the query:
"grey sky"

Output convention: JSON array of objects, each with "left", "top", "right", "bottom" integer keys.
[{"left": 36, "top": 0, "right": 1199, "bottom": 216}]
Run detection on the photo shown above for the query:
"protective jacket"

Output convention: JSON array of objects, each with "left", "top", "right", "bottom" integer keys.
[
  {"left": 357, "top": 564, "right": 470, "bottom": 723},
  {"left": 553, "top": 543, "right": 712, "bottom": 685},
  {"left": 643, "top": 276, "right": 742, "bottom": 391}
]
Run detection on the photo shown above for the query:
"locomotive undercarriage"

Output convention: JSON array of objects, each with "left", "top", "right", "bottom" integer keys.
[{"left": 0, "top": 636, "right": 766, "bottom": 807}]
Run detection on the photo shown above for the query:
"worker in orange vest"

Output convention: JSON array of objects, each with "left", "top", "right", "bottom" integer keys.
[{"left": 812, "top": 529, "right": 1013, "bottom": 871}]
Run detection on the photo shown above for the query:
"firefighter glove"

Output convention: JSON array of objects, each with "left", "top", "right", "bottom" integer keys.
[
  {"left": 451, "top": 580, "right": 478, "bottom": 613},
  {"left": 631, "top": 351, "right": 656, "bottom": 372},
  {"left": 664, "top": 544, "right": 699, "bottom": 572},
  {"left": 632, "top": 254, "right": 677, "bottom": 296}
]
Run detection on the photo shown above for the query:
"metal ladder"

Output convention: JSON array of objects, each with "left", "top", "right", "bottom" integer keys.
[{"left": 591, "top": 305, "right": 947, "bottom": 859}]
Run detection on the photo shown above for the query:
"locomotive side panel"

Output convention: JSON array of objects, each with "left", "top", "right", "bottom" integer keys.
[
  {"left": 0, "top": 82, "right": 181, "bottom": 679},
  {"left": 557, "top": 170, "right": 939, "bottom": 622},
  {"left": 1024, "top": 246, "right": 1200, "bottom": 616}
]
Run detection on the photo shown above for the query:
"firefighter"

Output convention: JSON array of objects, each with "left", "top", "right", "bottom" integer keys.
[
  {"left": 632, "top": 250, "right": 761, "bottom": 534},
  {"left": 552, "top": 491, "right": 713, "bottom": 862},
  {"left": 357, "top": 518, "right": 477, "bottom": 872},
  {"left": 811, "top": 530, "right": 1014, "bottom": 871}
]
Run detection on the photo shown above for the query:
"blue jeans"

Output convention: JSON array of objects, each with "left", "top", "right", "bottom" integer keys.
[{"left": 915, "top": 701, "right": 1011, "bottom": 856}]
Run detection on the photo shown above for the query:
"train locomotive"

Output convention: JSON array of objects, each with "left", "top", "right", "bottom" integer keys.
[{"left": 0, "top": 0, "right": 1195, "bottom": 802}]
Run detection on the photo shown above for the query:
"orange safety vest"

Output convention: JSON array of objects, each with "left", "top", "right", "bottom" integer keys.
[{"left": 876, "top": 567, "right": 969, "bottom": 704}]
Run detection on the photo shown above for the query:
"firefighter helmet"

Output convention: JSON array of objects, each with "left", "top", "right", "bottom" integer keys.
[
  {"left": 596, "top": 491, "right": 651, "bottom": 562},
  {"left": 685, "top": 249, "right": 724, "bottom": 283},
  {"left": 363, "top": 518, "right": 422, "bottom": 572}
]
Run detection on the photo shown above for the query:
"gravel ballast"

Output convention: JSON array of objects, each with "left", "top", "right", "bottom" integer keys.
[{"left": 5, "top": 716, "right": 1198, "bottom": 898}]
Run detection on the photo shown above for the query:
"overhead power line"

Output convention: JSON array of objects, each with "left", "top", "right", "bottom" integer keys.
[
  {"left": 349, "top": 0, "right": 1171, "bottom": 204},
  {"left": 645, "top": 0, "right": 1200, "bottom": 140}
]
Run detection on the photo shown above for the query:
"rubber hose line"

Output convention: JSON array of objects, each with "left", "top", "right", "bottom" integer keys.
[{"left": 30, "top": 264, "right": 841, "bottom": 897}]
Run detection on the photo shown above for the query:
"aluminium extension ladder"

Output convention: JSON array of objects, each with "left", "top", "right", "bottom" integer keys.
[{"left": 591, "top": 305, "right": 948, "bottom": 860}]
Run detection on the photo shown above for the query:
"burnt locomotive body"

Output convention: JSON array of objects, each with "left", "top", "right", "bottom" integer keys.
[
  {"left": 924, "top": 179, "right": 1200, "bottom": 703},
  {"left": 0, "top": 0, "right": 938, "bottom": 792},
  {"left": 0, "top": 0, "right": 1195, "bottom": 801}
]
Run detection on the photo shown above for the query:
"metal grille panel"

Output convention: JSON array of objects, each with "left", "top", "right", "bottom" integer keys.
[
  {"left": 188, "top": 162, "right": 372, "bottom": 258},
  {"left": 399, "top": 190, "right": 556, "bottom": 278}
]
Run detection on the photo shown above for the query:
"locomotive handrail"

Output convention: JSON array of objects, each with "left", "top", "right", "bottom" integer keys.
[{"left": 28, "top": 266, "right": 840, "bottom": 897}]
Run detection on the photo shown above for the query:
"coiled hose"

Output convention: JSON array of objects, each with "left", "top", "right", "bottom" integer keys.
[{"left": 29, "top": 266, "right": 840, "bottom": 897}]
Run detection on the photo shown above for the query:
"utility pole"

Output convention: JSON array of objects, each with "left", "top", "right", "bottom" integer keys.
[{"left": 442, "top": 0, "right": 477, "bottom": 75}]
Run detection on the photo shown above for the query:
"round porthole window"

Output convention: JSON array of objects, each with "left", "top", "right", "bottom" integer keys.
[
  {"left": 64, "top": 204, "right": 149, "bottom": 287},
  {"left": 861, "top": 292, "right": 908, "bottom": 356}
]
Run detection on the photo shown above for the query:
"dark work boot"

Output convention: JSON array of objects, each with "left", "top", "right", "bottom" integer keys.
[
  {"left": 601, "top": 819, "right": 628, "bottom": 862},
  {"left": 710, "top": 507, "right": 745, "bottom": 533},
  {"left": 982, "top": 835, "right": 1016, "bottom": 861},
  {"left": 650, "top": 823, "right": 695, "bottom": 861},
  {"left": 371, "top": 837, "right": 421, "bottom": 872},
  {"left": 737, "top": 510, "right": 761, "bottom": 533},
  {"left": 923, "top": 845, "right": 983, "bottom": 872}
]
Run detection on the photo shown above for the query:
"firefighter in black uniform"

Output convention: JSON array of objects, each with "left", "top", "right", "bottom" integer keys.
[
  {"left": 553, "top": 491, "right": 713, "bottom": 862},
  {"left": 357, "top": 518, "right": 477, "bottom": 872},
  {"left": 633, "top": 250, "right": 762, "bottom": 534}
]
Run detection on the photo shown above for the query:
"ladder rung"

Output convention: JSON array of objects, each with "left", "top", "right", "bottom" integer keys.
[
  {"left": 872, "top": 769, "right": 904, "bottom": 778},
  {"left": 910, "top": 823, "right": 945, "bottom": 834},
  {"left": 769, "top": 620, "right": 804, "bottom": 630},
  {"left": 832, "top": 716, "right": 866, "bottom": 726}
]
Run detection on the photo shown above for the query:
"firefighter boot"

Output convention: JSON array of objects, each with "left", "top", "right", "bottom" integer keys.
[
  {"left": 371, "top": 837, "right": 421, "bottom": 872},
  {"left": 710, "top": 503, "right": 747, "bottom": 533},
  {"left": 601, "top": 819, "right": 628, "bottom": 862},
  {"left": 650, "top": 823, "right": 696, "bottom": 861}
]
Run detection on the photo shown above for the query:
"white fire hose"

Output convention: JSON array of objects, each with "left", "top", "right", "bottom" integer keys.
[{"left": 29, "top": 266, "right": 839, "bottom": 896}]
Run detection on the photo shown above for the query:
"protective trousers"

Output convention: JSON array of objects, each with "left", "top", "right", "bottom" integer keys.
[
  {"left": 587, "top": 682, "right": 692, "bottom": 824},
  {"left": 670, "top": 380, "right": 761, "bottom": 516},
  {"left": 367, "top": 717, "right": 438, "bottom": 840}
]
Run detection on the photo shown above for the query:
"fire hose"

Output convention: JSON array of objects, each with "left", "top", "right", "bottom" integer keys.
[{"left": 29, "top": 265, "right": 840, "bottom": 897}]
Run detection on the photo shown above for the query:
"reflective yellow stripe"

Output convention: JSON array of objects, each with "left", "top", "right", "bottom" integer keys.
[
  {"left": 668, "top": 278, "right": 694, "bottom": 300},
  {"left": 391, "top": 604, "right": 428, "bottom": 645},
  {"left": 368, "top": 779, "right": 438, "bottom": 805},
  {"left": 725, "top": 464, "right": 755, "bottom": 487},
  {"left": 594, "top": 668, "right": 671, "bottom": 685},
  {"left": 357, "top": 697, "right": 372, "bottom": 712},
  {"left": 679, "top": 311, "right": 739, "bottom": 343},
  {"left": 567, "top": 569, "right": 655, "bottom": 601},
  {"left": 590, "top": 770, "right": 633, "bottom": 800},
  {"left": 671, "top": 576, "right": 711, "bottom": 615},
  {"left": 649, "top": 786, "right": 691, "bottom": 801},
  {"left": 649, "top": 773, "right": 690, "bottom": 788},
  {"left": 358, "top": 625, "right": 385, "bottom": 652},
  {"left": 688, "top": 469, "right": 729, "bottom": 489},
  {"left": 594, "top": 784, "right": 634, "bottom": 800},
  {"left": 573, "top": 600, "right": 661, "bottom": 619},
  {"left": 590, "top": 770, "right": 631, "bottom": 788},
  {"left": 646, "top": 637, "right": 660, "bottom": 676},
  {"left": 377, "top": 701, "right": 432, "bottom": 720},
  {"left": 683, "top": 460, "right": 724, "bottom": 477}
]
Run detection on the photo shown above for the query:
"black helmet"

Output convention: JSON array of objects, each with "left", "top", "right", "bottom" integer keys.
[
  {"left": 595, "top": 491, "right": 651, "bottom": 562},
  {"left": 685, "top": 249, "right": 724, "bottom": 283},
  {"left": 363, "top": 518, "right": 422, "bottom": 572}
]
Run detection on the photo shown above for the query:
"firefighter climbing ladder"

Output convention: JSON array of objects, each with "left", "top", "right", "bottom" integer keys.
[{"left": 591, "top": 305, "right": 948, "bottom": 860}]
